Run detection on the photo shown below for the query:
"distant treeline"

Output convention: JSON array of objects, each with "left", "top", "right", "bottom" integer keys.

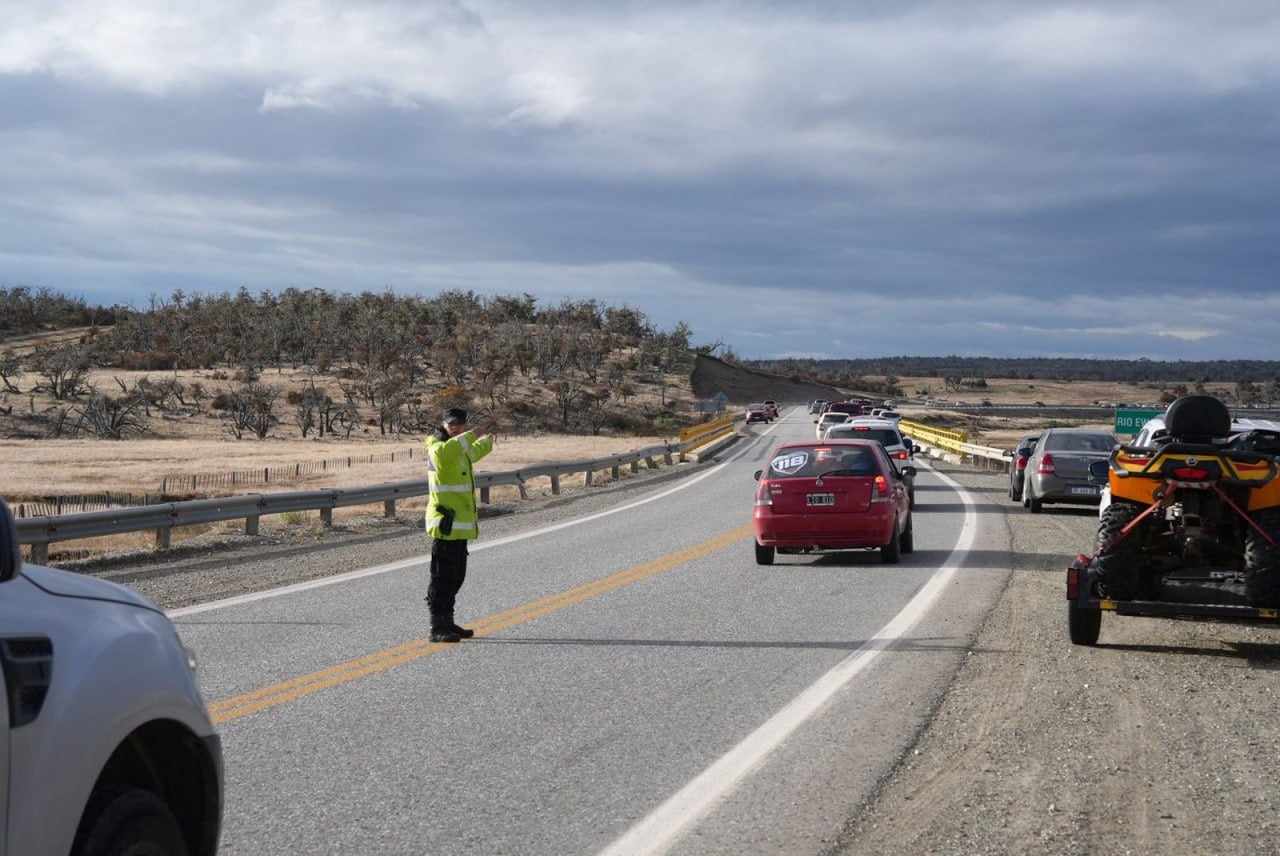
[
  {"left": 0, "top": 286, "right": 120, "bottom": 335},
  {"left": 745, "top": 357, "right": 1280, "bottom": 384}
]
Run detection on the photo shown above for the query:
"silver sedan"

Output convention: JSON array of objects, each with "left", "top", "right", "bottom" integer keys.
[{"left": 1023, "top": 428, "right": 1116, "bottom": 514}]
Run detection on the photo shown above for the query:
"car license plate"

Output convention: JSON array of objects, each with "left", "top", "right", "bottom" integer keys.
[
  {"left": 807, "top": 493, "right": 835, "bottom": 507},
  {"left": 1070, "top": 486, "right": 1098, "bottom": 496}
]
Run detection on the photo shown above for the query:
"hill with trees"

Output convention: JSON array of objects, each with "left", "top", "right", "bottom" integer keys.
[{"left": 0, "top": 285, "right": 697, "bottom": 441}]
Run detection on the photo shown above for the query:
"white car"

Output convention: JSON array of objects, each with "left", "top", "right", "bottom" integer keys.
[
  {"left": 1098, "top": 415, "right": 1280, "bottom": 518},
  {"left": 824, "top": 419, "right": 918, "bottom": 507},
  {"left": 0, "top": 499, "right": 222, "bottom": 856},
  {"left": 815, "top": 411, "right": 852, "bottom": 439}
]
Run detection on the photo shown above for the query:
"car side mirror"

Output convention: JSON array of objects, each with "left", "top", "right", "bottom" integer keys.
[
  {"left": 900, "top": 466, "right": 917, "bottom": 479},
  {"left": 753, "top": 469, "right": 763, "bottom": 481},
  {"left": 1088, "top": 460, "right": 1110, "bottom": 485},
  {"left": 0, "top": 499, "right": 22, "bottom": 582}
]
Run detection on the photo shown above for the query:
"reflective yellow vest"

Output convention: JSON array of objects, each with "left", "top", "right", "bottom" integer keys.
[{"left": 424, "top": 430, "right": 493, "bottom": 540}]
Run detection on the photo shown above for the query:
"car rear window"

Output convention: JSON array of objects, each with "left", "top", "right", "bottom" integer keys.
[
  {"left": 768, "top": 446, "right": 880, "bottom": 478},
  {"left": 1044, "top": 432, "right": 1114, "bottom": 453},
  {"left": 826, "top": 427, "right": 901, "bottom": 446},
  {"left": 826, "top": 403, "right": 861, "bottom": 414}
]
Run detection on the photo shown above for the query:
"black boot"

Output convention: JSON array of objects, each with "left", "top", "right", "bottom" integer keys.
[
  {"left": 430, "top": 622, "right": 461, "bottom": 643},
  {"left": 448, "top": 614, "right": 475, "bottom": 639}
]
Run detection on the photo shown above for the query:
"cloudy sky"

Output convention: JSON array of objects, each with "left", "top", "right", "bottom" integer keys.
[{"left": 4, "top": 1, "right": 1280, "bottom": 359}]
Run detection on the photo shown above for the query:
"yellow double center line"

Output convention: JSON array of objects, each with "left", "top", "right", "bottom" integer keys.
[{"left": 208, "top": 522, "right": 754, "bottom": 724}]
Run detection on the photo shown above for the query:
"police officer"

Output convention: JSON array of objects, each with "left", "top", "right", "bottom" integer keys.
[{"left": 424, "top": 407, "right": 494, "bottom": 642}]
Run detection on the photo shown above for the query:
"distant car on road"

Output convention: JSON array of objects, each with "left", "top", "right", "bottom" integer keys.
[
  {"left": 809, "top": 400, "right": 828, "bottom": 416},
  {"left": 745, "top": 403, "right": 771, "bottom": 424},
  {"left": 752, "top": 439, "right": 915, "bottom": 565},
  {"left": 0, "top": 498, "right": 223, "bottom": 856},
  {"left": 1023, "top": 428, "right": 1116, "bottom": 513},
  {"left": 815, "top": 410, "right": 852, "bottom": 439},
  {"left": 825, "top": 419, "right": 917, "bottom": 507},
  {"left": 1008, "top": 433, "right": 1040, "bottom": 502},
  {"left": 762, "top": 400, "right": 780, "bottom": 419}
]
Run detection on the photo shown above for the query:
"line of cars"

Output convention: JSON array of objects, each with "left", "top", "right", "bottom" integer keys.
[{"left": 752, "top": 400, "right": 920, "bottom": 565}]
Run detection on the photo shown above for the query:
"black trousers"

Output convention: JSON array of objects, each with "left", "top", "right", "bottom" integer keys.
[{"left": 427, "top": 538, "right": 469, "bottom": 624}]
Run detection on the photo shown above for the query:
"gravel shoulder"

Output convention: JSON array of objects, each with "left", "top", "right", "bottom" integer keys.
[
  {"left": 835, "top": 462, "right": 1280, "bottom": 856},
  {"left": 72, "top": 440, "right": 745, "bottom": 610}
]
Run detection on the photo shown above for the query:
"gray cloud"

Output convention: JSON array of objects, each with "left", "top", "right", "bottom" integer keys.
[{"left": 3, "top": 1, "right": 1280, "bottom": 358}]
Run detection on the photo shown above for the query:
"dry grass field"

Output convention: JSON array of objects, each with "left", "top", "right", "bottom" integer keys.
[
  {"left": 1, "top": 433, "right": 668, "bottom": 501},
  {"left": 887, "top": 375, "right": 1236, "bottom": 406}
]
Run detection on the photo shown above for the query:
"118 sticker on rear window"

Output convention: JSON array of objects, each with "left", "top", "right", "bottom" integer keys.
[{"left": 770, "top": 451, "right": 809, "bottom": 475}]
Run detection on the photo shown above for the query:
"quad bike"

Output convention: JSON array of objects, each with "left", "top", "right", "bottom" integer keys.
[{"left": 1066, "top": 395, "right": 1280, "bottom": 645}]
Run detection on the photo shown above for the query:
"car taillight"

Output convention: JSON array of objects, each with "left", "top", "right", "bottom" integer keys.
[
  {"left": 1037, "top": 453, "right": 1056, "bottom": 475},
  {"left": 870, "top": 474, "right": 891, "bottom": 502},
  {"left": 1016, "top": 455, "right": 1029, "bottom": 471},
  {"left": 893, "top": 450, "right": 909, "bottom": 460},
  {"left": 754, "top": 482, "right": 773, "bottom": 507},
  {"left": 1171, "top": 466, "right": 1210, "bottom": 481}
]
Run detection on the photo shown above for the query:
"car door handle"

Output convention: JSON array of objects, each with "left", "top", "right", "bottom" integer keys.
[{"left": 1, "top": 637, "right": 53, "bottom": 728}]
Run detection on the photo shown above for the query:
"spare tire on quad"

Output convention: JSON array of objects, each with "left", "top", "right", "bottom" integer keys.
[
  {"left": 1245, "top": 508, "right": 1280, "bottom": 607},
  {"left": 1095, "top": 499, "right": 1147, "bottom": 600}
]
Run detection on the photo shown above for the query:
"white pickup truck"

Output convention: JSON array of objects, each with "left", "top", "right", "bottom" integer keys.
[{"left": 0, "top": 499, "right": 222, "bottom": 856}]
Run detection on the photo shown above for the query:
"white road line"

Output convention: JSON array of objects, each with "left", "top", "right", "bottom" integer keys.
[
  {"left": 169, "top": 408, "right": 797, "bottom": 618},
  {"left": 596, "top": 458, "right": 978, "bottom": 856}
]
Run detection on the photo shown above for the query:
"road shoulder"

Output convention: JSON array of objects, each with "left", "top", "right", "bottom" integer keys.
[{"left": 833, "top": 464, "right": 1280, "bottom": 856}]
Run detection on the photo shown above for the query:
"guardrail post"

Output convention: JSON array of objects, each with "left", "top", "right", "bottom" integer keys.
[
  {"left": 585, "top": 469, "right": 594, "bottom": 487},
  {"left": 383, "top": 499, "right": 396, "bottom": 518},
  {"left": 155, "top": 526, "right": 171, "bottom": 550},
  {"left": 646, "top": 456, "right": 657, "bottom": 469},
  {"left": 30, "top": 543, "right": 48, "bottom": 565},
  {"left": 245, "top": 515, "right": 260, "bottom": 536},
  {"left": 320, "top": 508, "right": 333, "bottom": 527},
  {"left": 550, "top": 475, "right": 561, "bottom": 495},
  {"left": 611, "top": 463, "right": 621, "bottom": 480},
  {"left": 517, "top": 479, "right": 529, "bottom": 499},
  {"left": 630, "top": 460, "right": 640, "bottom": 473},
  {"left": 664, "top": 449, "right": 673, "bottom": 465},
  {"left": 480, "top": 486, "right": 491, "bottom": 504}
]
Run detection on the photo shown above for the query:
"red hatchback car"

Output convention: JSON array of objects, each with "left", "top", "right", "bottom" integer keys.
[{"left": 752, "top": 439, "right": 914, "bottom": 565}]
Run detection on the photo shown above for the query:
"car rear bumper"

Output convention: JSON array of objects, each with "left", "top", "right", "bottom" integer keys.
[
  {"left": 1029, "top": 473, "right": 1102, "bottom": 504},
  {"left": 754, "top": 507, "right": 895, "bottom": 548}
]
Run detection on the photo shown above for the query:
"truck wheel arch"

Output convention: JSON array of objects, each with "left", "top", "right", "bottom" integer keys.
[{"left": 72, "top": 720, "right": 221, "bottom": 856}]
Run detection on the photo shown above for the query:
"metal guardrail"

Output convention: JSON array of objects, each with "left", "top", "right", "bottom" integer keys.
[
  {"left": 679, "top": 412, "right": 736, "bottom": 445},
  {"left": 18, "top": 441, "right": 690, "bottom": 564},
  {"left": 898, "top": 419, "right": 1013, "bottom": 472}
]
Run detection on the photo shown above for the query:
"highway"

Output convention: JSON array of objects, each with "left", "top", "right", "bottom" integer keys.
[{"left": 176, "top": 408, "right": 1019, "bottom": 855}]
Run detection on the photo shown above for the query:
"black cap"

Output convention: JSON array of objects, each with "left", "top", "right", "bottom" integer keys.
[{"left": 443, "top": 408, "right": 468, "bottom": 425}]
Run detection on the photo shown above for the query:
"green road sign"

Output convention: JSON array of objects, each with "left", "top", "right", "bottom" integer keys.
[{"left": 1114, "top": 407, "right": 1162, "bottom": 435}]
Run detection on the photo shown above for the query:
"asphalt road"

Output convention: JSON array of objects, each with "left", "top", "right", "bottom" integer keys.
[{"left": 177, "top": 408, "right": 1019, "bottom": 855}]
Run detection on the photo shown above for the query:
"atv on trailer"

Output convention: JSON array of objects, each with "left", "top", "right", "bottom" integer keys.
[{"left": 1066, "top": 395, "right": 1280, "bottom": 646}]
